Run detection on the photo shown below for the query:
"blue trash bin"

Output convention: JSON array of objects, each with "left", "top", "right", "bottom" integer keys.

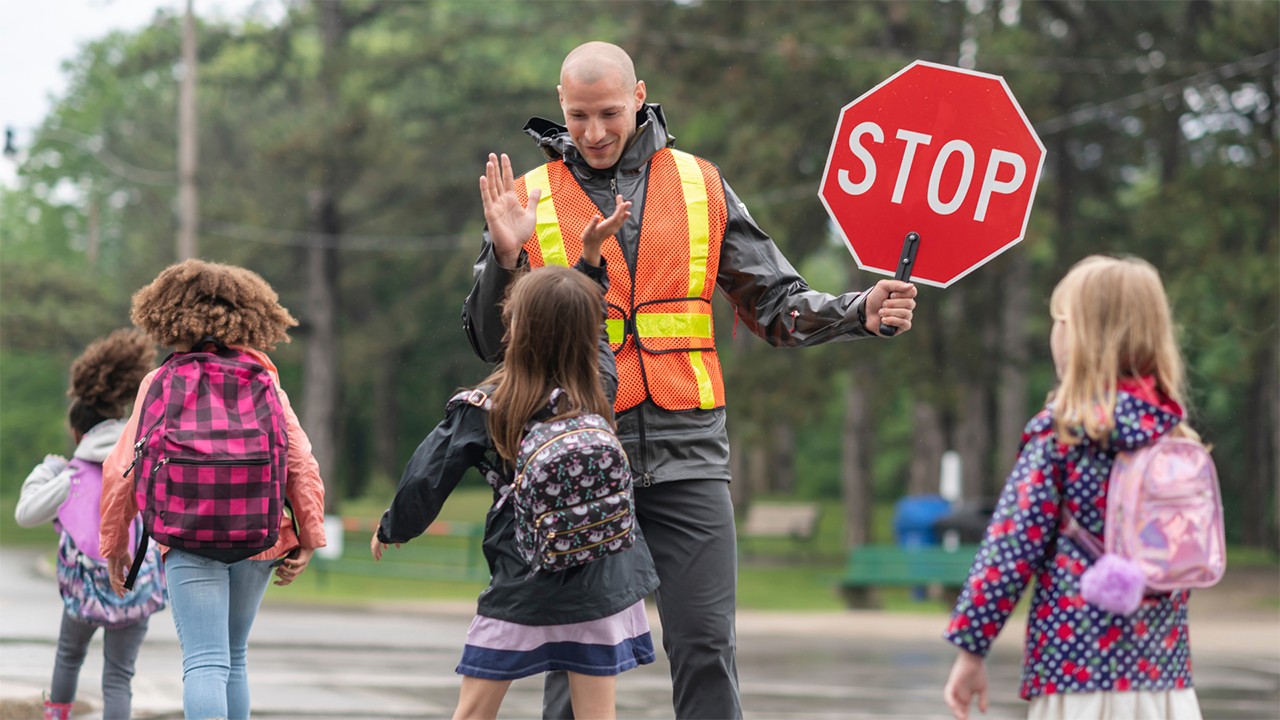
[
  {"left": 894, "top": 495, "right": 952, "bottom": 548},
  {"left": 893, "top": 495, "right": 953, "bottom": 599}
]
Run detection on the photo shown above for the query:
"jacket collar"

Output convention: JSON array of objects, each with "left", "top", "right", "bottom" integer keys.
[
  {"left": 523, "top": 103, "right": 674, "bottom": 177},
  {"left": 1028, "top": 381, "right": 1185, "bottom": 451}
]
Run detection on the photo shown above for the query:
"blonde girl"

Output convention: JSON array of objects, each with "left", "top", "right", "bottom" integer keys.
[{"left": 943, "top": 255, "right": 1203, "bottom": 720}]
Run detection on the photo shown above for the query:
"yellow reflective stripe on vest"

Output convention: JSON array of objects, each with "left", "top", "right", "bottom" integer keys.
[
  {"left": 605, "top": 313, "right": 713, "bottom": 345},
  {"left": 527, "top": 165, "right": 568, "bottom": 267},
  {"left": 669, "top": 149, "right": 715, "bottom": 410},
  {"left": 671, "top": 149, "right": 711, "bottom": 298}
]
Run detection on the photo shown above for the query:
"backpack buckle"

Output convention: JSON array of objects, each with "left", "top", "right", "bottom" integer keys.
[{"left": 466, "top": 389, "right": 489, "bottom": 407}]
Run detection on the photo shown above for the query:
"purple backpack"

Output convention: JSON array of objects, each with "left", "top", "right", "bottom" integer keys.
[
  {"left": 124, "top": 338, "right": 288, "bottom": 588},
  {"left": 1066, "top": 436, "right": 1226, "bottom": 615},
  {"left": 56, "top": 459, "right": 167, "bottom": 627}
]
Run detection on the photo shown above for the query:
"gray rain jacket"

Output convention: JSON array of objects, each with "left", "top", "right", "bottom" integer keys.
[{"left": 463, "top": 104, "right": 877, "bottom": 485}]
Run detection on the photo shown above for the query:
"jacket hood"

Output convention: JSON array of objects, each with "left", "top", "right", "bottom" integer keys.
[
  {"left": 1108, "top": 377, "right": 1185, "bottom": 450},
  {"left": 1029, "top": 378, "right": 1185, "bottom": 451},
  {"left": 74, "top": 418, "right": 127, "bottom": 463},
  {"left": 523, "top": 103, "right": 674, "bottom": 175}
]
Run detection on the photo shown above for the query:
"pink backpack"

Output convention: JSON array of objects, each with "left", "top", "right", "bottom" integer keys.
[
  {"left": 123, "top": 338, "right": 288, "bottom": 588},
  {"left": 1065, "top": 436, "right": 1226, "bottom": 615}
]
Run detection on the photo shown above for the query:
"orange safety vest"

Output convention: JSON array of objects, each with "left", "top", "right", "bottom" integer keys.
[{"left": 515, "top": 148, "right": 728, "bottom": 413}]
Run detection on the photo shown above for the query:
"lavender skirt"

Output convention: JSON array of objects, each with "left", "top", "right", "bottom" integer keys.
[{"left": 456, "top": 600, "right": 655, "bottom": 680}]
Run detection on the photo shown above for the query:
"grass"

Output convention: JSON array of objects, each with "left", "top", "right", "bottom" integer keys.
[{"left": 7, "top": 488, "right": 1277, "bottom": 614}]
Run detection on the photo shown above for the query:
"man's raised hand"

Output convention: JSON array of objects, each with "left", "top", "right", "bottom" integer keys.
[{"left": 479, "top": 153, "right": 540, "bottom": 269}]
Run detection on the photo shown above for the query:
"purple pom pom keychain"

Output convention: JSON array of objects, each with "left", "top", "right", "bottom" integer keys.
[{"left": 1080, "top": 553, "right": 1146, "bottom": 615}]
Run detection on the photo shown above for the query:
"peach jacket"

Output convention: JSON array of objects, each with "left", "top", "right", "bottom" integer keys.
[{"left": 99, "top": 346, "right": 327, "bottom": 562}]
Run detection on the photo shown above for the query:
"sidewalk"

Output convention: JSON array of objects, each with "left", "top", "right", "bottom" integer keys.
[{"left": 2, "top": 548, "right": 1277, "bottom": 719}]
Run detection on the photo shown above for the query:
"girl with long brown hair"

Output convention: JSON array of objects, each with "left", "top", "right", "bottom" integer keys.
[{"left": 372, "top": 195, "right": 658, "bottom": 720}]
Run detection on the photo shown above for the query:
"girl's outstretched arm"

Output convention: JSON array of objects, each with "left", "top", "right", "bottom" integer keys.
[{"left": 943, "top": 650, "right": 988, "bottom": 720}]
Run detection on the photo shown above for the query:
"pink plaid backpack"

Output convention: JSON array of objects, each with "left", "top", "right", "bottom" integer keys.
[
  {"left": 1065, "top": 436, "right": 1226, "bottom": 615},
  {"left": 123, "top": 338, "right": 288, "bottom": 588}
]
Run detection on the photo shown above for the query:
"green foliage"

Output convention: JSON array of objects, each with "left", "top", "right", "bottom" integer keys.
[{"left": 1, "top": 0, "right": 1276, "bottom": 544}]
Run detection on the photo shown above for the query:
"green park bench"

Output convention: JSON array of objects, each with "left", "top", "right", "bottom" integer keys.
[
  {"left": 312, "top": 516, "right": 488, "bottom": 585},
  {"left": 840, "top": 543, "right": 979, "bottom": 608}
]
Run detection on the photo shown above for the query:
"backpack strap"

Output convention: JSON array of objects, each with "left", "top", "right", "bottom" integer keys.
[
  {"left": 447, "top": 387, "right": 493, "bottom": 412},
  {"left": 1061, "top": 509, "right": 1105, "bottom": 559},
  {"left": 123, "top": 523, "right": 150, "bottom": 591}
]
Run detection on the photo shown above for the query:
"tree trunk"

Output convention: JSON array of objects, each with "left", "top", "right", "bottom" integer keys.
[
  {"left": 176, "top": 0, "right": 198, "bottom": 261},
  {"left": 771, "top": 420, "right": 796, "bottom": 495},
  {"left": 747, "top": 440, "right": 769, "bottom": 501},
  {"left": 301, "top": 1, "right": 347, "bottom": 512},
  {"left": 909, "top": 401, "right": 945, "bottom": 496},
  {"left": 996, "top": 250, "right": 1031, "bottom": 491},
  {"left": 729, "top": 427, "right": 749, "bottom": 512},
  {"left": 841, "top": 373, "right": 873, "bottom": 548},
  {"left": 302, "top": 198, "right": 339, "bottom": 512},
  {"left": 373, "top": 347, "right": 402, "bottom": 487},
  {"left": 955, "top": 383, "right": 990, "bottom": 501}
]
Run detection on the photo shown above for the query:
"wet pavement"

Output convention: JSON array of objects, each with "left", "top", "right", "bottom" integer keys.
[{"left": 1, "top": 547, "right": 1276, "bottom": 719}]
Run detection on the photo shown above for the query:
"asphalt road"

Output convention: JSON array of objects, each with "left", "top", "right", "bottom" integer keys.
[{"left": 1, "top": 548, "right": 1276, "bottom": 720}]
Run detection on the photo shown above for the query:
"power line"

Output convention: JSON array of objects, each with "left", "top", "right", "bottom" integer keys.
[
  {"left": 742, "top": 50, "right": 1279, "bottom": 210},
  {"left": 202, "top": 220, "right": 473, "bottom": 253},
  {"left": 16, "top": 126, "right": 177, "bottom": 186},
  {"left": 1035, "top": 49, "right": 1279, "bottom": 136}
]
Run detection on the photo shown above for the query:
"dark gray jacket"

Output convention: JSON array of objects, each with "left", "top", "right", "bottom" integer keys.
[{"left": 463, "top": 104, "right": 876, "bottom": 485}]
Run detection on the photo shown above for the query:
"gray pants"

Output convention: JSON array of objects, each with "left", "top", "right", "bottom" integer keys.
[
  {"left": 544, "top": 479, "right": 741, "bottom": 719},
  {"left": 51, "top": 610, "right": 149, "bottom": 719}
]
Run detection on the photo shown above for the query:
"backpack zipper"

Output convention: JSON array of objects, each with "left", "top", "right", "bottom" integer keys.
[
  {"left": 123, "top": 416, "right": 167, "bottom": 478},
  {"left": 542, "top": 526, "right": 632, "bottom": 560},
  {"left": 162, "top": 455, "right": 270, "bottom": 467},
  {"left": 541, "top": 504, "right": 630, "bottom": 539},
  {"left": 515, "top": 427, "right": 612, "bottom": 487}
]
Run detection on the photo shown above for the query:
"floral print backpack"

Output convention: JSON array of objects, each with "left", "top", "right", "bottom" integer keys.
[{"left": 507, "top": 390, "right": 636, "bottom": 574}]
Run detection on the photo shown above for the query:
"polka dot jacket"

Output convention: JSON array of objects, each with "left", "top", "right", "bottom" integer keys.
[{"left": 942, "top": 381, "right": 1192, "bottom": 701}]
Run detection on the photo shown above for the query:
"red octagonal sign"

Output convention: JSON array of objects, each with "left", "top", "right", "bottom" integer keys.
[{"left": 820, "top": 60, "right": 1045, "bottom": 287}]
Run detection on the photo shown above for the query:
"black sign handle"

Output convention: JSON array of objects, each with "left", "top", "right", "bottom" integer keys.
[{"left": 879, "top": 231, "right": 919, "bottom": 337}]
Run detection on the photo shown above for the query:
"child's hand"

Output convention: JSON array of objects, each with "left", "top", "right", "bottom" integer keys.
[
  {"left": 943, "top": 650, "right": 988, "bottom": 719},
  {"left": 370, "top": 532, "right": 399, "bottom": 561},
  {"left": 273, "top": 547, "right": 313, "bottom": 586},
  {"left": 580, "top": 195, "right": 631, "bottom": 267},
  {"left": 41, "top": 454, "right": 69, "bottom": 473},
  {"left": 106, "top": 552, "right": 132, "bottom": 598}
]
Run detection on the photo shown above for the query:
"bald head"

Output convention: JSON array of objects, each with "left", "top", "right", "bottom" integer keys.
[
  {"left": 557, "top": 41, "right": 647, "bottom": 169},
  {"left": 560, "top": 41, "right": 637, "bottom": 89}
]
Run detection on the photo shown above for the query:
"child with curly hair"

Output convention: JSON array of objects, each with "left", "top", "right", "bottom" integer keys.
[
  {"left": 17, "top": 329, "right": 164, "bottom": 720},
  {"left": 943, "top": 255, "right": 1205, "bottom": 720},
  {"left": 98, "top": 259, "right": 327, "bottom": 720}
]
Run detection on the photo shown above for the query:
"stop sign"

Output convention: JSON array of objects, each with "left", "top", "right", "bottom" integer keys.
[{"left": 819, "top": 60, "right": 1045, "bottom": 287}]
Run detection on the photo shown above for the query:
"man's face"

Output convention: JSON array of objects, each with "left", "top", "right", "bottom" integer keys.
[{"left": 558, "top": 74, "right": 646, "bottom": 170}]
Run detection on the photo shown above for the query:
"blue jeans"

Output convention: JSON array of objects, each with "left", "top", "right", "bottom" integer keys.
[{"left": 165, "top": 550, "right": 274, "bottom": 720}]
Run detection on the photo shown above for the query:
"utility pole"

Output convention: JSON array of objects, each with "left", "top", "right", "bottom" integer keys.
[{"left": 177, "top": 0, "right": 199, "bottom": 260}]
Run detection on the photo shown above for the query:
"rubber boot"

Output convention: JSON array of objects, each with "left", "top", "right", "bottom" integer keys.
[{"left": 43, "top": 697, "right": 74, "bottom": 720}]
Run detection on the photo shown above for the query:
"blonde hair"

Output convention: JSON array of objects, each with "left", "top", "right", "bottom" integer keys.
[
  {"left": 131, "top": 259, "right": 297, "bottom": 351},
  {"left": 1049, "top": 255, "right": 1195, "bottom": 444}
]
